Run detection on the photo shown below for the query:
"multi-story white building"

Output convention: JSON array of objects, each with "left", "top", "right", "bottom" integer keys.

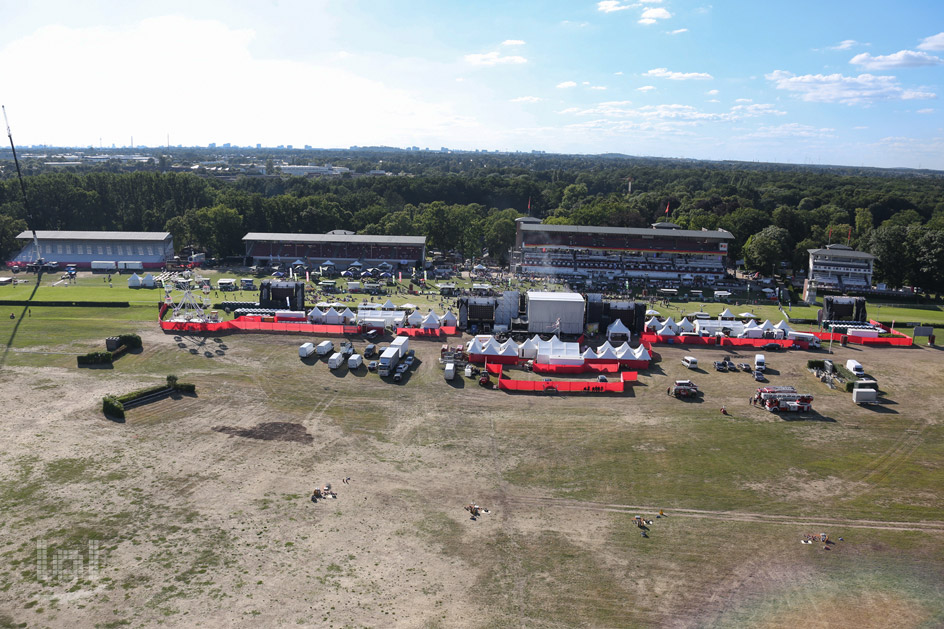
[{"left": 807, "top": 244, "right": 875, "bottom": 290}]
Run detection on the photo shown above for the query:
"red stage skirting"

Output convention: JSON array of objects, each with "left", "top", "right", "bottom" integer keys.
[
  {"left": 719, "top": 338, "right": 794, "bottom": 348},
  {"left": 468, "top": 354, "right": 519, "bottom": 365},
  {"left": 495, "top": 367, "right": 636, "bottom": 393},
  {"left": 485, "top": 363, "right": 504, "bottom": 375},
  {"left": 812, "top": 321, "right": 912, "bottom": 347},
  {"left": 394, "top": 326, "right": 459, "bottom": 337},
  {"left": 160, "top": 317, "right": 362, "bottom": 335},
  {"left": 532, "top": 362, "right": 620, "bottom": 374},
  {"left": 642, "top": 334, "right": 717, "bottom": 346}
]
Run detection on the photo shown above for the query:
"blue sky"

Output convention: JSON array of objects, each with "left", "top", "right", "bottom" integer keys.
[{"left": 2, "top": 1, "right": 943, "bottom": 168}]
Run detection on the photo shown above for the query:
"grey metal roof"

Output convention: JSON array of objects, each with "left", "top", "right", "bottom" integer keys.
[
  {"left": 16, "top": 230, "right": 171, "bottom": 241},
  {"left": 519, "top": 223, "right": 733, "bottom": 240},
  {"left": 807, "top": 248, "right": 875, "bottom": 260},
  {"left": 243, "top": 232, "right": 427, "bottom": 245}
]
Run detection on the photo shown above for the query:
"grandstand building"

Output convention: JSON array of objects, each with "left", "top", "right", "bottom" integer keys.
[
  {"left": 9, "top": 231, "right": 173, "bottom": 270},
  {"left": 807, "top": 244, "right": 875, "bottom": 291},
  {"left": 513, "top": 222, "right": 733, "bottom": 281},
  {"left": 243, "top": 233, "right": 427, "bottom": 268}
]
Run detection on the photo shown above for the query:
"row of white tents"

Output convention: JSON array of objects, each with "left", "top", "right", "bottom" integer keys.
[
  {"left": 127, "top": 273, "right": 158, "bottom": 288},
  {"left": 404, "top": 310, "right": 458, "bottom": 328},
  {"left": 645, "top": 314, "right": 793, "bottom": 338},
  {"left": 467, "top": 335, "right": 651, "bottom": 364},
  {"left": 308, "top": 306, "right": 460, "bottom": 328}
]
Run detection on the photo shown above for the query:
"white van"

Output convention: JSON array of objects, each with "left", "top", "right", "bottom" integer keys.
[
  {"left": 681, "top": 356, "right": 698, "bottom": 369},
  {"left": 328, "top": 352, "right": 345, "bottom": 369},
  {"left": 444, "top": 362, "right": 456, "bottom": 380},
  {"left": 846, "top": 359, "right": 865, "bottom": 377},
  {"left": 347, "top": 353, "right": 363, "bottom": 370},
  {"left": 316, "top": 340, "right": 334, "bottom": 356},
  {"left": 754, "top": 354, "right": 766, "bottom": 372},
  {"left": 299, "top": 342, "right": 315, "bottom": 358}
]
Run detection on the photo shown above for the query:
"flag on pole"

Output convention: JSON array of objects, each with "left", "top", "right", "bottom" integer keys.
[
  {"left": 527, "top": 196, "right": 531, "bottom": 213},
  {"left": 306, "top": 270, "right": 310, "bottom": 282},
  {"left": 847, "top": 226, "right": 852, "bottom": 245},
  {"left": 828, "top": 227, "right": 832, "bottom": 243},
  {"left": 664, "top": 201, "right": 670, "bottom": 216}
]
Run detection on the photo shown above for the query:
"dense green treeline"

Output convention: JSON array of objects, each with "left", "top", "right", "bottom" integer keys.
[{"left": 1, "top": 154, "right": 943, "bottom": 290}]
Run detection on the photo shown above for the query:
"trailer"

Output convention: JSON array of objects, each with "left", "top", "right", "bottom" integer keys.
[
  {"left": 788, "top": 331, "right": 821, "bottom": 348},
  {"left": 852, "top": 388, "right": 877, "bottom": 404},
  {"left": 378, "top": 347, "right": 401, "bottom": 376},
  {"left": 91, "top": 261, "right": 117, "bottom": 273},
  {"left": 218, "top": 278, "right": 237, "bottom": 291}
]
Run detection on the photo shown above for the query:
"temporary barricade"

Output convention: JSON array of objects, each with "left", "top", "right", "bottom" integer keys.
[
  {"left": 396, "top": 327, "right": 443, "bottom": 338},
  {"left": 160, "top": 316, "right": 362, "bottom": 336},
  {"left": 485, "top": 363, "right": 504, "bottom": 375},
  {"left": 531, "top": 361, "right": 620, "bottom": 374},
  {"left": 642, "top": 333, "right": 717, "bottom": 346},
  {"left": 812, "top": 322, "right": 912, "bottom": 347},
  {"left": 495, "top": 366, "right": 636, "bottom": 393},
  {"left": 468, "top": 353, "right": 519, "bottom": 365},
  {"left": 719, "top": 338, "right": 794, "bottom": 349}
]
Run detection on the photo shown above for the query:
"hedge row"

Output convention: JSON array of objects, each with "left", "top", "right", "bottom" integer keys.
[
  {"left": 118, "top": 333, "right": 143, "bottom": 349},
  {"left": 807, "top": 359, "right": 826, "bottom": 370},
  {"left": 77, "top": 351, "right": 113, "bottom": 365},
  {"left": 0, "top": 300, "right": 130, "bottom": 307},
  {"left": 116, "top": 384, "right": 169, "bottom": 404},
  {"left": 102, "top": 396, "right": 125, "bottom": 420}
]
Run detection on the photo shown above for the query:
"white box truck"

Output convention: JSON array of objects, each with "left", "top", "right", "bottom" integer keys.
[
  {"left": 348, "top": 354, "right": 363, "bottom": 370},
  {"left": 846, "top": 359, "right": 865, "bottom": 377},
  {"left": 852, "top": 388, "right": 877, "bottom": 404},
  {"left": 787, "top": 331, "right": 821, "bottom": 349},
  {"left": 299, "top": 342, "right": 315, "bottom": 358},
  {"left": 390, "top": 335, "right": 410, "bottom": 356},
  {"left": 444, "top": 362, "right": 456, "bottom": 380},
  {"left": 754, "top": 354, "right": 766, "bottom": 372},
  {"left": 316, "top": 340, "right": 334, "bottom": 356},
  {"left": 378, "top": 346, "right": 400, "bottom": 376},
  {"left": 328, "top": 352, "right": 345, "bottom": 369}
]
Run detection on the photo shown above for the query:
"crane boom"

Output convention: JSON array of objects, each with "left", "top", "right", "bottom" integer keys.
[{"left": 2, "top": 105, "right": 39, "bottom": 265}]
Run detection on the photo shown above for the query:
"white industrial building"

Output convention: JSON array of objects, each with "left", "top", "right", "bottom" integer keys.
[{"left": 526, "top": 291, "right": 586, "bottom": 335}]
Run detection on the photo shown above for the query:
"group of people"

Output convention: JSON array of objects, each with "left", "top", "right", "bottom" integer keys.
[{"left": 464, "top": 504, "right": 490, "bottom": 520}]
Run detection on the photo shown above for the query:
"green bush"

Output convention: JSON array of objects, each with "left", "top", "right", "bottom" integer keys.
[
  {"left": 77, "top": 351, "right": 113, "bottom": 365},
  {"left": 175, "top": 382, "right": 196, "bottom": 394},
  {"left": 836, "top": 364, "right": 855, "bottom": 381},
  {"left": 807, "top": 359, "right": 825, "bottom": 369},
  {"left": 102, "top": 396, "right": 125, "bottom": 419},
  {"left": 845, "top": 381, "right": 856, "bottom": 393},
  {"left": 166, "top": 374, "right": 179, "bottom": 388},
  {"left": 118, "top": 333, "right": 143, "bottom": 349}
]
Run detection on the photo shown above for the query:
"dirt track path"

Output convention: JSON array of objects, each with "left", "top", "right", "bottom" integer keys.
[{"left": 505, "top": 495, "right": 944, "bottom": 533}]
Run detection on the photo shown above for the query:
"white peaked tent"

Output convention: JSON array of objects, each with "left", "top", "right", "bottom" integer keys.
[
  {"left": 441, "top": 311, "right": 458, "bottom": 326},
  {"left": 518, "top": 336, "right": 539, "bottom": 359},
  {"left": 615, "top": 342, "right": 633, "bottom": 359},
  {"left": 719, "top": 308, "right": 735, "bottom": 320},
  {"left": 744, "top": 319, "right": 759, "bottom": 330},
  {"left": 595, "top": 343, "right": 619, "bottom": 360},
  {"left": 581, "top": 347, "right": 598, "bottom": 360},
  {"left": 606, "top": 318, "right": 630, "bottom": 340},
  {"left": 307, "top": 307, "right": 324, "bottom": 323},
  {"left": 479, "top": 337, "right": 501, "bottom": 356},
  {"left": 661, "top": 316, "right": 679, "bottom": 333},
  {"left": 774, "top": 320, "right": 792, "bottom": 333},
  {"left": 340, "top": 307, "right": 356, "bottom": 323},
  {"left": 678, "top": 317, "right": 695, "bottom": 332},
  {"left": 633, "top": 345, "right": 652, "bottom": 361},
  {"left": 498, "top": 340, "right": 519, "bottom": 357},
  {"left": 382, "top": 299, "right": 396, "bottom": 310},
  {"left": 324, "top": 307, "right": 342, "bottom": 325},
  {"left": 421, "top": 311, "right": 441, "bottom": 329},
  {"left": 127, "top": 273, "right": 142, "bottom": 288},
  {"left": 407, "top": 310, "right": 424, "bottom": 326},
  {"left": 657, "top": 324, "right": 676, "bottom": 336},
  {"left": 141, "top": 273, "right": 156, "bottom": 288},
  {"left": 759, "top": 319, "right": 776, "bottom": 331},
  {"left": 645, "top": 317, "right": 660, "bottom": 330}
]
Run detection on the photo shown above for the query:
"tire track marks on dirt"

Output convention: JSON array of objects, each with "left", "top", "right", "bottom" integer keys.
[{"left": 505, "top": 495, "right": 944, "bottom": 532}]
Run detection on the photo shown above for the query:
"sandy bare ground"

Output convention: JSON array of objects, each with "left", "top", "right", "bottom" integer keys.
[{"left": 0, "top": 329, "right": 942, "bottom": 627}]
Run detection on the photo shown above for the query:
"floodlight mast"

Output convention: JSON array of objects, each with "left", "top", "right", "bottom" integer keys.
[{"left": 2, "top": 106, "right": 40, "bottom": 265}]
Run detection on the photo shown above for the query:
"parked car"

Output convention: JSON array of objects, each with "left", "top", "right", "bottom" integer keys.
[
  {"left": 762, "top": 343, "right": 781, "bottom": 351},
  {"left": 364, "top": 343, "right": 377, "bottom": 358},
  {"left": 714, "top": 361, "right": 728, "bottom": 372},
  {"left": 597, "top": 375, "right": 608, "bottom": 382},
  {"left": 365, "top": 329, "right": 381, "bottom": 340},
  {"left": 737, "top": 363, "right": 752, "bottom": 372},
  {"left": 753, "top": 370, "right": 766, "bottom": 382},
  {"left": 367, "top": 360, "right": 378, "bottom": 372},
  {"left": 404, "top": 355, "right": 415, "bottom": 367}
]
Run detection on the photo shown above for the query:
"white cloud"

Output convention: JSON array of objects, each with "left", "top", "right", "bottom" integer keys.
[
  {"left": 597, "top": 1, "right": 634, "bottom": 13},
  {"left": 669, "top": 28, "right": 688, "bottom": 35},
  {"left": 510, "top": 96, "right": 542, "bottom": 103},
  {"left": 643, "top": 67, "right": 713, "bottom": 80},
  {"left": 735, "top": 98, "right": 752, "bottom": 103},
  {"left": 561, "top": 20, "right": 589, "bottom": 27},
  {"left": 745, "top": 123, "right": 836, "bottom": 139},
  {"left": 639, "top": 8, "right": 672, "bottom": 24},
  {"left": 916, "top": 108, "right": 935, "bottom": 114},
  {"left": 590, "top": 85, "right": 608, "bottom": 90},
  {"left": 706, "top": 89, "right": 719, "bottom": 95},
  {"left": 918, "top": 32, "right": 944, "bottom": 51},
  {"left": 850, "top": 50, "right": 942, "bottom": 70},
  {"left": 766, "top": 70, "right": 937, "bottom": 105},
  {"left": 637, "top": 85, "right": 656, "bottom": 92},
  {"left": 582, "top": 81, "right": 591, "bottom": 85},
  {"left": 464, "top": 51, "right": 527, "bottom": 66},
  {"left": 556, "top": 81, "right": 577, "bottom": 88},
  {"left": 614, "top": 71, "right": 624, "bottom": 76},
  {"left": 830, "top": 39, "right": 865, "bottom": 50},
  {"left": 559, "top": 100, "right": 784, "bottom": 123},
  {"left": 501, "top": 39, "right": 525, "bottom": 46}
]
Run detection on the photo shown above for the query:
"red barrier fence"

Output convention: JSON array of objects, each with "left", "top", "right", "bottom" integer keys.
[
  {"left": 812, "top": 323, "right": 912, "bottom": 347},
  {"left": 485, "top": 363, "right": 504, "bottom": 375},
  {"left": 531, "top": 361, "right": 620, "bottom": 374},
  {"left": 160, "top": 317, "right": 362, "bottom": 336},
  {"left": 468, "top": 354, "right": 520, "bottom": 365},
  {"left": 396, "top": 327, "right": 443, "bottom": 338},
  {"left": 642, "top": 334, "right": 718, "bottom": 346},
  {"left": 719, "top": 338, "right": 794, "bottom": 348}
]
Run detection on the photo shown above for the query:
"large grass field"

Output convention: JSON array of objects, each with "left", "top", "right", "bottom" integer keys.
[{"left": 0, "top": 304, "right": 942, "bottom": 627}]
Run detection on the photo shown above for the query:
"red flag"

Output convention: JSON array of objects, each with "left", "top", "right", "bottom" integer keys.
[
  {"left": 664, "top": 202, "right": 670, "bottom": 215},
  {"left": 847, "top": 226, "right": 852, "bottom": 244},
  {"left": 828, "top": 227, "right": 832, "bottom": 243},
  {"left": 527, "top": 196, "right": 531, "bottom": 212}
]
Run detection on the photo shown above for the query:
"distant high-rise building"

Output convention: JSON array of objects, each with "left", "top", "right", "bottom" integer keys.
[
  {"left": 208, "top": 143, "right": 216, "bottom": 148},
  {"left": 223, "top": 143, "right": 231, "bottom": 148},
  {"left": 256, "top": 143, "right": 262, "bottom": 149}
]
